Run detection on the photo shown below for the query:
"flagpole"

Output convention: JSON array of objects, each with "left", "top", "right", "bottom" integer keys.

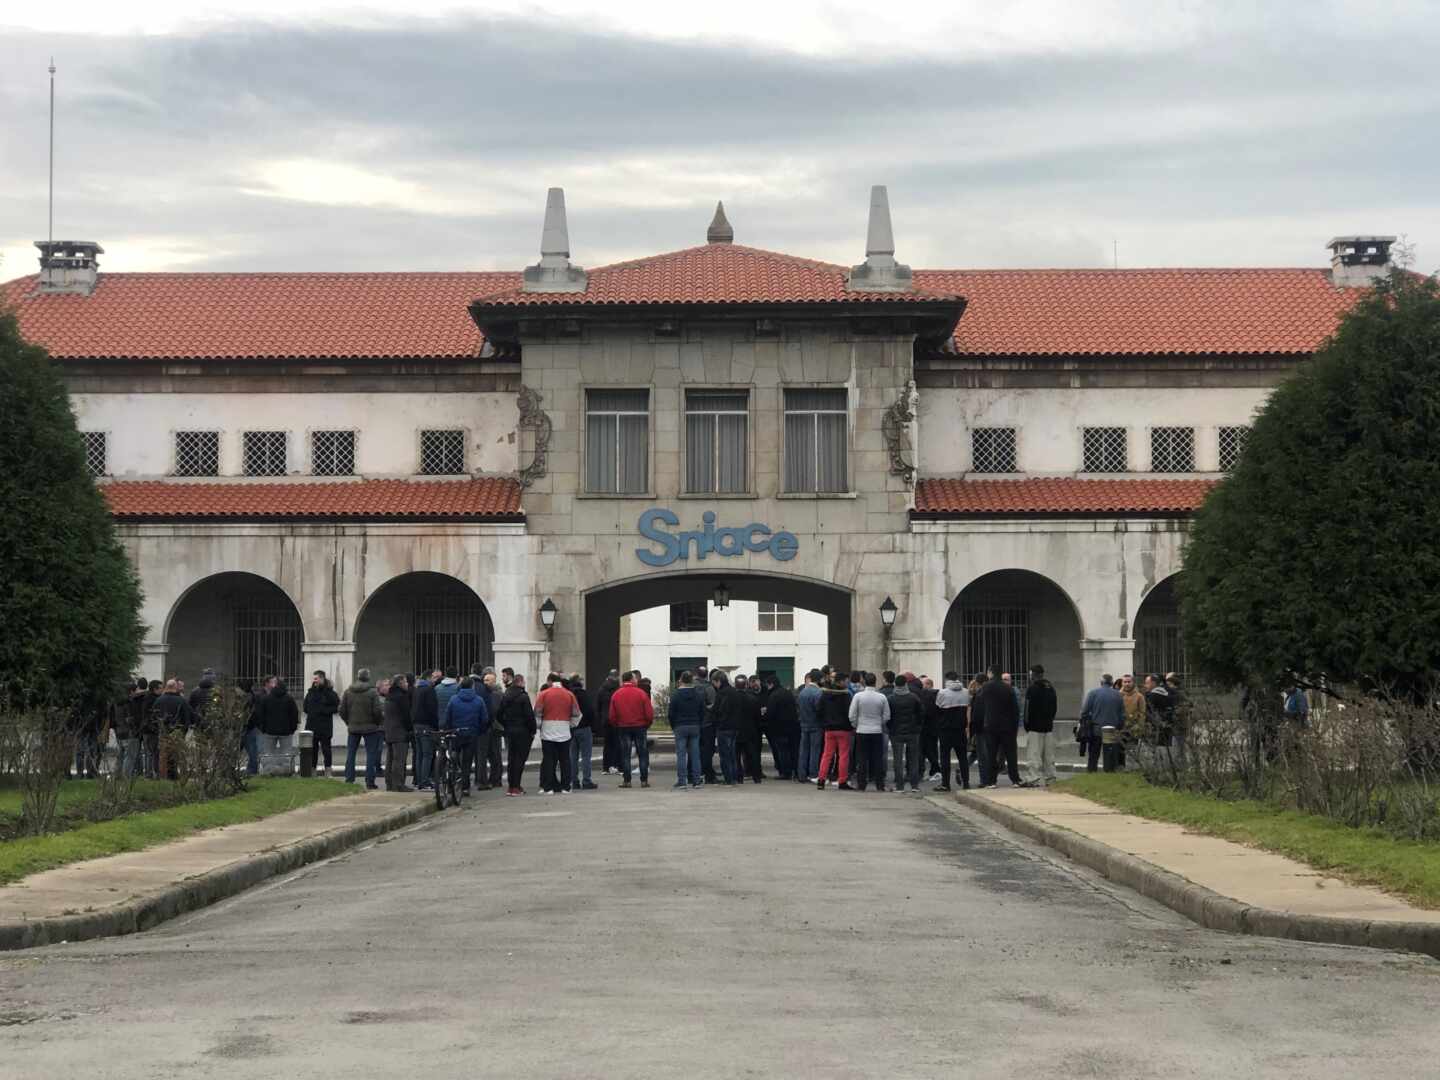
[{"left": 48, "top": 57, "right": 56, "bottom": 245}]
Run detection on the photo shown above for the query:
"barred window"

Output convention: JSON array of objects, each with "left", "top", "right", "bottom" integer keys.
[
  {"left": 758, "top": 602, "right": 794, "bottom": 632},
  {"left": 82, "top": 432, "right": 107, "bottom": 477},
  {"left": 1082, "top": 427, "right": 1128, "bottom": 473},
  {"left": 420, "top": 429, "right": 466, "bottom": 475},
  {"left": 1218, "top": 426, "right": 1250, "bottom": 471},
  {"left": 971, "top": 427, "right": 1018, "bottom": 473},
  {"left": 1150, "top": 427, "right": 1195, "bottom": 472},
  {"left": 242, "top": 431, "right": 288, "bottom": 477},
  {"left": 783, "top": 388, "right": 847, "bottom": 493},
  {"left": 175, "top": 431, "right": 220, "bottom": 477},
  {"left": 669, "top": 601, "right": 708, "bottom": 632},
  {"left": 586, "top": 390, "right": 649, "bottom": 494},
  {"left": 685, "top": 390, "right": 748, "bottom": 494},
  {"left": 311, "top": 430, "right": 356, "bottom": 476}
]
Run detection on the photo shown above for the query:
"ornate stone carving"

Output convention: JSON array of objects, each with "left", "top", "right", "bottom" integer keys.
[
  {"left": 516, "top": 384, "right": 553, "bottom": 488},
  {"left": 881, "top": 383, "right": 917, "bottom": 486}
]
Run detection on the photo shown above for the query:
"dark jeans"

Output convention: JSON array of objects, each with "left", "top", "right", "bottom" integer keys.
[
  {"left": 988, "top": 728, "right": 1021, "bottom": 785},
  {"left": 891, "top": 732, "right": 922, "bottom": 790},
  {"left": 414, "top": 727, "right": 436, "bottom": 787},
  {"left": 855, "top": 732, "right": 887, "bottom": 790},
  {"left": 673, "top": 725, "right": 701, "bottom": 786},
  {"left": 540, "top": 738, "right": 572, "bottom": 792},
  {"left": 922, "top": 725, "right": 940, "bottom": 776},
  {"left": 345, "top": 730, "right": 384, "bottom": 786},
  {"left": 385, "top": 739, "right": 409, "bottom": 790},
  {"left": 717, "top": 730, "right": 739, "bottom": 783},
  {"left": 618, "top": 728, "right": 649, "bottom": 782},
  {"left": 766, "top": 728, "right": 798, "bottom": 779},
  {"left": 308, "top": 722, "right": 334, "bottom": 771},
  {"left": 482, "top": 724, "right": 504, "bottom": 786},
  {"left": 603, "top": 724, "right": 622, "bottom": 771},
  {"left": 736, "top": 727, "right": 762, "bottom": 782},
  {"left": 798, "top": 727, "right": 823, "bottom": 779},
  {"left": 506, "top": 729, "right": 533, "bottom": 789},
  {"left": 938, "top": 728, "right": 969, "bottom": 788},
  {"left": 700, "top": 724, "right": 718, "bottom": 781},
  {"left": 450, "top": 733, "right": 477, "bottom": 791},
  {"left": 243, "top": 728, "right": 260, "bottom": 776},
  {"left": 570, "top": 726, "right": 594, "bottom": 785}
]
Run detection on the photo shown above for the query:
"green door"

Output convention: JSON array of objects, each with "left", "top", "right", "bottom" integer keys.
[
  {"left": 671, "top": 656, "right": 707, "bottom": 685},
  {"left": 754, "top": 656, "right": 794, "bottom": 688}
]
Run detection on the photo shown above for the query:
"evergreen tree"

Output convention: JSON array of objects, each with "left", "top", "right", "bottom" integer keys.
[
  {"left": 0, "top": 309, "right": 143, "bottom": 707},
  {"left": 1182, "top": 272, "right": 1440, "bottom": 696}
]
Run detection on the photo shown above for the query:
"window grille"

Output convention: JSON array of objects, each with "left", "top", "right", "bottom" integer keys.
[
  {"left": 971, "top": 427, "right": 1018, "bottom": 473},
  {"left": 419, "top": 429, "right": 466, "bottom": 475},
  {"left": 1218, "top": 426, "right": 1249, "bottom": 471},
  {"left": 232, "top": 603, "right": 304, "bottom": 690},
  {"left": 685, "top": 390, "right": 748, "bottom": 494},
  {"left": 242, "top": 431, "right": 288, "bottom": 477},
  {"left": 413, "top": 591, "right": 491, "bottom": 674},
  {"left": 783, "top": 388, "right": 848, "bottom": 493},
  {"left": 586, "top": 390, "right": 649, "bottom": 493},
  {"left": 947, "top": 604, "right": 1032, "bottom": 694},
  {"left": 1150, "top": 427, "right": 1195, "bottom": 472},
  {"left": 311, "top": 430, "right": 355, "bottom": 476},
  {"left": 669, "top": 601, "right": 709, "bottom": 632},
  {"left": 82, "top": 431, "right": 107, "bottom": 477},
  {"left": 1082, "top": 427, "right": 1128, "bottom": 473},
  {"left": 175, "top": 431, "right": 220, "bottom": 476},
  {"left": 758, "top": 602, "right": 794, "bottom": 632}
]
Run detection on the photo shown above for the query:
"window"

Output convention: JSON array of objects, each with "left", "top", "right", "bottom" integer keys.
[
  {"left": 669, "top": 601, "right": 708, "bottom": 632},
  {"left": 82, "top": 432, "right": 107, "bottom": 477},
  {"left": 952, "top": 604, "right": 1030, "bottom": 692},
  {"left": 1218, "top": 426, "right": 1250, "bottom": 471},
  {"left": 175, "top": 430, "right": 220, "bottom": 476},
  {"left": 420, "top": 429, "right": 466, "bottom": 475},
  {"left": 311, "top": 430, "right": 356, "bottom": 476},
  {"left": 586, "top": 389, "right": 649, "bottom": 494},
  {"left": 757, "top": 602, "right": 794, "bottom": 632},
  {"left": 971, "top": 427, "right": 1018, "bottom": 473},
  {"left": 1150, "top": 427, "right": 1195, "bottom": 472},
  {"left": 242, "top": 431, "right": 288, "bottom": 476},
  {"left": 685, "top": 390, "right": 748, "bottom": 493},
  {"left": 783, "top": 388, "right": 847, "bottom": 493},
  {"left": 1083, "top": 427, "right": 1128, "bottom": 473}
]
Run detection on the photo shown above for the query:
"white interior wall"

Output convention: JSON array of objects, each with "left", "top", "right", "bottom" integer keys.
[{"left": 622, "top": 601, "right": 828, "bottom": 688}]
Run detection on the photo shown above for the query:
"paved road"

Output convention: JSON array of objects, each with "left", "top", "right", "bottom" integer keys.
[{"left": 4, "top": 771, "right": 1439, "bottom": 1079}]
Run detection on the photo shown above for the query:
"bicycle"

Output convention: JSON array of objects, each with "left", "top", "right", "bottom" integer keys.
[{"left": 433, "top": 729, "right": 465, "bottom": 810}]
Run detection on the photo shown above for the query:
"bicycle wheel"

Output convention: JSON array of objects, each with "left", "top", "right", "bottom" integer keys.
[
  {"left": 445, "top": 751, "right": 461, "bottom": 808},
  {"left": 433, "top": 747, "right": 447, "bottom": 811}
]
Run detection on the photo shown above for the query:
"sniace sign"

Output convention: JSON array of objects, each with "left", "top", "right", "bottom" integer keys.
[{"left": 636, "top": 509, "right": 800, "bottom": 568}]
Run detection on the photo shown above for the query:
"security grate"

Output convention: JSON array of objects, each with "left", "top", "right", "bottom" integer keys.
[
  {"left": 82, "top": 431, "right": 107, "bottom": 477},
  {"left": 175, "top": 431, "right": 220, "bottom": 476},
  {"left": 311, "top": 430, "right": 356, "bottom": 476},
  {"left": 1082, "top": 427, "right": 1128, "bottom": 473},
  {"left": 971, "top": 427, "right": 1018, "bottom": 473},
  {"left": 1150, "top": 427, "right": 1195, "bottom": 472},
  {"left": 232, "top": 603, "right": 304, "bottom": 690},
  {"left": 413, "top": 592, "right": 491, "bottom": 674},
  {"left": 420, "top": 429, "right": 466, "bottom": 475},
  {"left": 243, "top": 431, "right": 288, "bottom": 476},
  {"left": 950, "top": 604, "right": 1030, "bottom": 693},
  {"left": 1218, "top": 426, "right": 1249, "bottom": 471}
]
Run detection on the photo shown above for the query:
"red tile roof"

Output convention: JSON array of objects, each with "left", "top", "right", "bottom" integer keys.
[
  {"left": 914, "top": 477, "right": 1218, "bottom": 516},
  {"left": 473, "top": 244, "right": 959, "bottom": 308},
  {"left": 102, "top": 478, "right": 523, "bottom": 521},
  {"left": 914, "top": 268, "right": 1358, "bottom": 356}
]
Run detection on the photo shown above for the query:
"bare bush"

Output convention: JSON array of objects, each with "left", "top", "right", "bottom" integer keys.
[
  {"left": 14, "top": 709, "right": 74, "bottom": 835},
  {"left": 84, "top": 765, "right": 139, "bottom": 822},
  {"left": 164, "top": 685, "right": 249, "bottom": 802}
]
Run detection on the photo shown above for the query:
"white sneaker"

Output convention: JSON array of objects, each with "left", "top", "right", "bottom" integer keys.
[{"left": 929, "top": 773, "right": 942, "bottom": 783}]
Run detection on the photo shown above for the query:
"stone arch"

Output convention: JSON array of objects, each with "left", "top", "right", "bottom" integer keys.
[
  {"left": 353, "top": 571, "right": 496, "bottom": 680},
  {"left": 163, "top": 571, "right": 306, "bottom": 690},
  {"left": 1132, "top": 573, "right": 1188, "bottom": 684}
]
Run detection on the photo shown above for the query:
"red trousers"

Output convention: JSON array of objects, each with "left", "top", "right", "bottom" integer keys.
[{"left": 819, "top": 730, "right": 851, "bottom": 784}]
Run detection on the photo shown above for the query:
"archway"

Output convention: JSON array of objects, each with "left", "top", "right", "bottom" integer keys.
[
  {"left": 1133, "top": 575, "right": 1187, "bottom": 684},
  {"left": 942, "top": 570, "right": 1084, "bottom": 717},
  {"left": 165, "top": 572, "right": 304, "bottom": 691},
  {"left": 354, "top": 572, "right": 495, "bottom": 680},
  {"left": 584, "top": 572, "right": 852, "bottom": 691}
]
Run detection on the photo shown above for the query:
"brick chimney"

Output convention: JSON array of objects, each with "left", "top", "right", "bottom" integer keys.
[
  {"left": 845, "top": 185, "right": 912, "bottom": 293},
  {"left": 521, "top": 188, "right": 587, "bottom": 293},
  {"left": 1327, "top": 235, "right": 1396, "bottom": 288},
  {"left": 34, "top": 239, "right": 103, "bottom": 295}
]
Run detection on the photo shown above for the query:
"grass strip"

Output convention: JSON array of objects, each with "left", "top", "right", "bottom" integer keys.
[
  {"left": 1060, "top": 772, "right": 1440, "bottom": 910},
  {"left": 0, "top": 779, "right": 359, "bottom": 887}
]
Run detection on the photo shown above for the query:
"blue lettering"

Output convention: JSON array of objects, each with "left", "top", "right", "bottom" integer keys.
[
  {"left": 635, "top": 510, "right": 800, "bottom": 565},
  {"left": 769, "top": 531, "right": 799, "bottom": 561},
  {"left": 744, "top": 524, "right": 772, "bottom": 552},
  {"left": 713, "top": 527, "right": 744, "bottom": 556},
  {"left": 636, "top": 508, "right": 681, "bottom": 567}
]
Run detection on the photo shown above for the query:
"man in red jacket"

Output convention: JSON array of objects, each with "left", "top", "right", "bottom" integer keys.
[{"left": 607, "top": 670, "right": 654, "bottom": 788}]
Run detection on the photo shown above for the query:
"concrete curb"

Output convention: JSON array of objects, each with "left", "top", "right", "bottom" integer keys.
[
  {"left": 950, "top": 790, "right": 1440, "bottom": 961},
  {"left": 0, "top": 797, "right": 439, "bottom": 952}
]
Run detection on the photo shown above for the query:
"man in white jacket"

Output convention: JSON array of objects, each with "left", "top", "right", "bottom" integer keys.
[{"left": 848, "top": 673, "right": 891, "bottom": 792}]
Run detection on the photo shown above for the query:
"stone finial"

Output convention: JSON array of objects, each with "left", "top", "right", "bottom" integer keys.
[
  {"left": 707, "top": 201, "right": 734, "bottom": 245},
  {"left": 522, "top": 187, "right": 587, "bottom": 293},
  {"left": 846, "top": 185, "right": 913, "bottom": 293}
]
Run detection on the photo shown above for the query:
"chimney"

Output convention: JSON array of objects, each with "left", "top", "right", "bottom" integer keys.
[
  {"left": 1327, "top": 235, "right": 1396, "bottom": 288},
  {"left": 706, "top": 201, "right": 734, "bottom": 244},
  {"left": 34, "top": 239, "right": 103, "bottom": 295},
  {"left": 521, "top": 187, "right": 587, "bottom": 293},
  {"left": 845, "top": 185, "right": 912, "bottom": 293}
]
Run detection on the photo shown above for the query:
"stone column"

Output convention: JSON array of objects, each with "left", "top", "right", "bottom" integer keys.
[
  {"left": 138, "top": 641, "right": 170, "bottom": 683},
  {"left": 886, "top": 637, "right": 945, "bottom": 681},
  {"left": 1080, "top": 638, "right": 1136, "bottom": 690},
  {"left": 494, "top": 640, "right": 550, "bottom": 689}
]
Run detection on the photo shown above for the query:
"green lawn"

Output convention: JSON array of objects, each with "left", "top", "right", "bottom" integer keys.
[
  {"left": 1060, "top": 773, "right": 1440, "bottom": 909},
  {"left": 0, "top": 778, "right": 186, "bottom": 839},
  {"left": 0, "top": 778, "right": 359, "bottom": 886}
]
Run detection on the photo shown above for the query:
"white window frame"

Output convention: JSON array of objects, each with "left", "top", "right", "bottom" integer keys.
[
  {"left": 1150, "top": 426, "right": 1196, "bottom": 473},
  {"left": 970, "top": 427, "right": 1019, "bottom": 473},
  {"left": 419, "top": 429, "right": 467, "bottom": 476},
  {"left": 585, "top": 389, "right": 650, "bottom": 495},
  {"left": 174, "top": 430, "right": 221, "bottom": 477},
  {"left": 82, "top": 431, "right": 108, "bottom": 478},
  {"left": 242, "top": 430, "right": 289, "bottom": 477},
  {"left": 311, "top": 429, "right": 357, "bottom": 476},
  {"left": 782, "top": 387, "right": 849, "bottom": 494},
  {"left": 684, "top": 389, "right": 750, "bottom": 495},
  {"left": 1082, "top": 427, "right": 1129, "bottom": 473},
  {"left": 757, "top": 601, "right": 794, "bottom": 632}
]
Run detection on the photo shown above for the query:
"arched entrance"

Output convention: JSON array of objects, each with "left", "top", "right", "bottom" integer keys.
[
  {"left": 166, "top": 572, "right": 304, "bottom": 690},
  {"left": 942, "top": 570, "right": 1083, "bottom": 715},
  {"left": 1133, "top": 575, "right": 1187, "bottom": 684},
  {"left": 354, "top": 572, "right": 495, "bottom": 679},
  {"left": 584, "top": 572, "right": 852, "bottom": 690}
]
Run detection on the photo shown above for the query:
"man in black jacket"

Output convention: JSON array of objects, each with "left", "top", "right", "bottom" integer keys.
[
  {"left": 568, "top": 673, "right": 599, "bottom": 790},
  {"left": 698, "top": 666, "right": 720, "bottom": 784},
  {"left": 499, "top": 675, "right": 537, "bottom": 796},
  {"left": 255, "top": 676, "right": 301, "bottom": 775},
  {"left": 304, "top": 671, "right": 340, "bottom": 776},
  {"left": 888, "top": 673, "right": 926, "bottom": 792},
  {"left": 762, "top": 676, "right": 799, "bottom": 780},
  {"left": 1022, "top": 664, "right": 1059, "bottom": 786},
  {"left": 973, "top": 666, "right": 1021, "bottom": 787},
  {"left": 598, "top": 670, "right": 621, "bottom": 776},
  {"left": 735, "top": 676, "right": 764, "bottom": 783}
]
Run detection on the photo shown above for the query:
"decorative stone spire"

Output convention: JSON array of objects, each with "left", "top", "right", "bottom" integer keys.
[
  {"left": 522, "top": 187, "right": 587, "bottom": 293},
  {"left": 846, "top": 185, "right": 913, "bottom": 293},
  {"left": 706, "top": 201, "right": 734, "bottom": 244}
]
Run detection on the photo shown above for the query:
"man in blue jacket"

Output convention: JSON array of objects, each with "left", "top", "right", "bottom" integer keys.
[
  {"left": 668, "top": 669, "right": 707, "bottom": 789},
  {"left": 441, "top": 676, "right": 490, "bottom": 796}
]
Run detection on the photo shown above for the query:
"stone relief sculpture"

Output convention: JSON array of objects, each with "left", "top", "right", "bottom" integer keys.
[
  {"left": 517, "top": 384, "right": 553, "bottom": 488},
  {"left": 881, "top": 382, "right": 917, "bottom": 486}
]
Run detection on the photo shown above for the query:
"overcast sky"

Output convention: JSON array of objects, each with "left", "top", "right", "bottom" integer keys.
[{"left": 2, "top": 1, "right": 1437, "bottom": 278}]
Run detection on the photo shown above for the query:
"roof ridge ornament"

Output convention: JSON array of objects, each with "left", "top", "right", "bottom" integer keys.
[
  {"left": 846, "top": 185, "right": 913, "bottom": 293},
  {"left": 521, "top": 187, "right": 587, "bottom": 293},
  {"left": 706, "top": 201, "right": 734, "bottom": 244}
]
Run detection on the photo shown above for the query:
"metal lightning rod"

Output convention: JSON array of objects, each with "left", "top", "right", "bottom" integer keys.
[{"left": 48, "top": 57, "right": 56, "bottom": 245}]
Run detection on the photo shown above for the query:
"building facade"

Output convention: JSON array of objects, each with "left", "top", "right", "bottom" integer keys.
[{"left": 5, "top": 207, "right": 1393, "bottom": 736}]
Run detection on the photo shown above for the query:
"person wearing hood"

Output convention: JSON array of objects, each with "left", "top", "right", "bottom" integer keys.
[
  {"left": 382, "top": 673, "right": 414, "bottom": 791},
  {"left": 254, "top": 676, "right": 301, "bottom": 774},
  {"left": 1022, "top": 664, "right": 1059, "bottom": 786},
  {"left": 441, "top": 675, "right": 491, "bottom": 795},
  {"left": 304, "top": 670, "right": 340, "bottom": 776},
  {"left": 341, "top": 668, "right": 386, "bottom": 788},
  {"left": 934, "top": 673, "right": 972, "bottom": 791},
  {"left": 498, "top": 674, "right": 537, "bottom": 796},
  {"left": 888, "top": 672, "right": 926, "bottom": 792}
]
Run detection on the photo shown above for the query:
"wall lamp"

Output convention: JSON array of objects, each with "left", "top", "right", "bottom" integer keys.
[
  {"left": 712, "top": 582, "right": 731, "bottom": 610},
  {"left": 879, "top": 595, "right": 898, "bottom": 630},
  {"left": 539, "top": 597, "right": 557, "bottom": 640}
]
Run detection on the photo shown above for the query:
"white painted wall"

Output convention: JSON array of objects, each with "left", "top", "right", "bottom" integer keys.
[
  {"left": 71, "top": 392, "right": 518, "bottom": 478},
  {"left": 621, "top": 600, "right": 828, "bottom": 687},
  {"left": 916, "top": 386, "right": 1272, "bottom": 474}
]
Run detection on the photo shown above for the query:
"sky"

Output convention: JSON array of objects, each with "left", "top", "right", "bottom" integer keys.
[{"left": 2, "top": 1, "right": 1438, "bottom": 278}]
